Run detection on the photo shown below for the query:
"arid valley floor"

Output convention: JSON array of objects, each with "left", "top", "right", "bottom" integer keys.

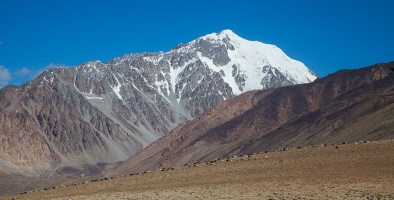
[{"left": 4, "top": 140, "right": 394, "bottom": 200}]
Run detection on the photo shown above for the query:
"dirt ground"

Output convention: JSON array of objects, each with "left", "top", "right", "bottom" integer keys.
[{"left": 4, "top": 140, "right": 394, "bottom": 199}]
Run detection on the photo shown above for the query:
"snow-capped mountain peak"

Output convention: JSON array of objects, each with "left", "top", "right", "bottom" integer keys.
[
  {"left": 0, "top": 30, "right": 318, "bottom": 176},
  {"left": 178, "top": 29, "right": 318, "bottom": 94},
  {"left": 202, "top": 29, "right": 244, "bottom": 42}
]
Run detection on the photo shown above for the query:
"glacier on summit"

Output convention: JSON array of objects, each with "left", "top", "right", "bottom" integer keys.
[{"left": 196, "top": 30, "right": 317, "bottom": 93}]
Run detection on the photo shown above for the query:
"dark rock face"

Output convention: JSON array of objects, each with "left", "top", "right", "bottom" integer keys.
[
  {"left": 0, "top": 30, "right": 316, "bottom": 176},
  {"left": 112, "top": 61, "right": 394, "bottom": 175},
  {"left": 260, "top": 65, "right": 294, "bottom": 89}
]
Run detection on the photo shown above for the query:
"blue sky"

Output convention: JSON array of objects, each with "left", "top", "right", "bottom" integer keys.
[{"left": 0, "top": 0, "right": 393, "bottom": 87}]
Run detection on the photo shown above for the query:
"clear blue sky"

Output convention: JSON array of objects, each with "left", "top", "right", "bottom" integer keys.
[{"left": 1, "top": 0, "right": 393, "bottom": 87}]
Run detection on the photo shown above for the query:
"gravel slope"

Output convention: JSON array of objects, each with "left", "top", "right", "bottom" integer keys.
[{"left": 5, "top": 139, "right": 394, "bottom": 199}]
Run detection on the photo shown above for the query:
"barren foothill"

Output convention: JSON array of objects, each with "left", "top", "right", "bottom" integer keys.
[{"left": 5, "top": 139, "right": 394, "bottom": 199}]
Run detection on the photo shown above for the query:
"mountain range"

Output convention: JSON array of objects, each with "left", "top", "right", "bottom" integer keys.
[
  {"left": 112, "top": 61, "right": 394, "bottom": 175},
  {"left": 0, "top": 30, "right": 317, "bottom": 177}
]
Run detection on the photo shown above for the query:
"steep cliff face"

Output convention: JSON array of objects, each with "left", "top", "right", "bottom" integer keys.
[
  {"left": 0, "top": 106, "right": 59, "bottom": 174},
  {"left": 112, "top": 62, "right": 394, "bottom": 175},
  {"left": 0, "top": 30, "right": 317, "bottom": 175}
]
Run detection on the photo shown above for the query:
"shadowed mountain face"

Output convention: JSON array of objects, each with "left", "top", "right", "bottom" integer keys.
[
  {"left": 112, "top": 62, "right": 394, "bottom": 175},
  {"left": 0, "top": 30, "right": 316, "bottom": 177}
]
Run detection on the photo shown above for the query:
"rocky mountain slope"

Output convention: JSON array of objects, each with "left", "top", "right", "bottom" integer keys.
[
  {"left": 112, "top": 61, "right": 394, "bottom": 175},
  {"left": 0, "top": 30, "right": 317, "bottom": 176}
]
